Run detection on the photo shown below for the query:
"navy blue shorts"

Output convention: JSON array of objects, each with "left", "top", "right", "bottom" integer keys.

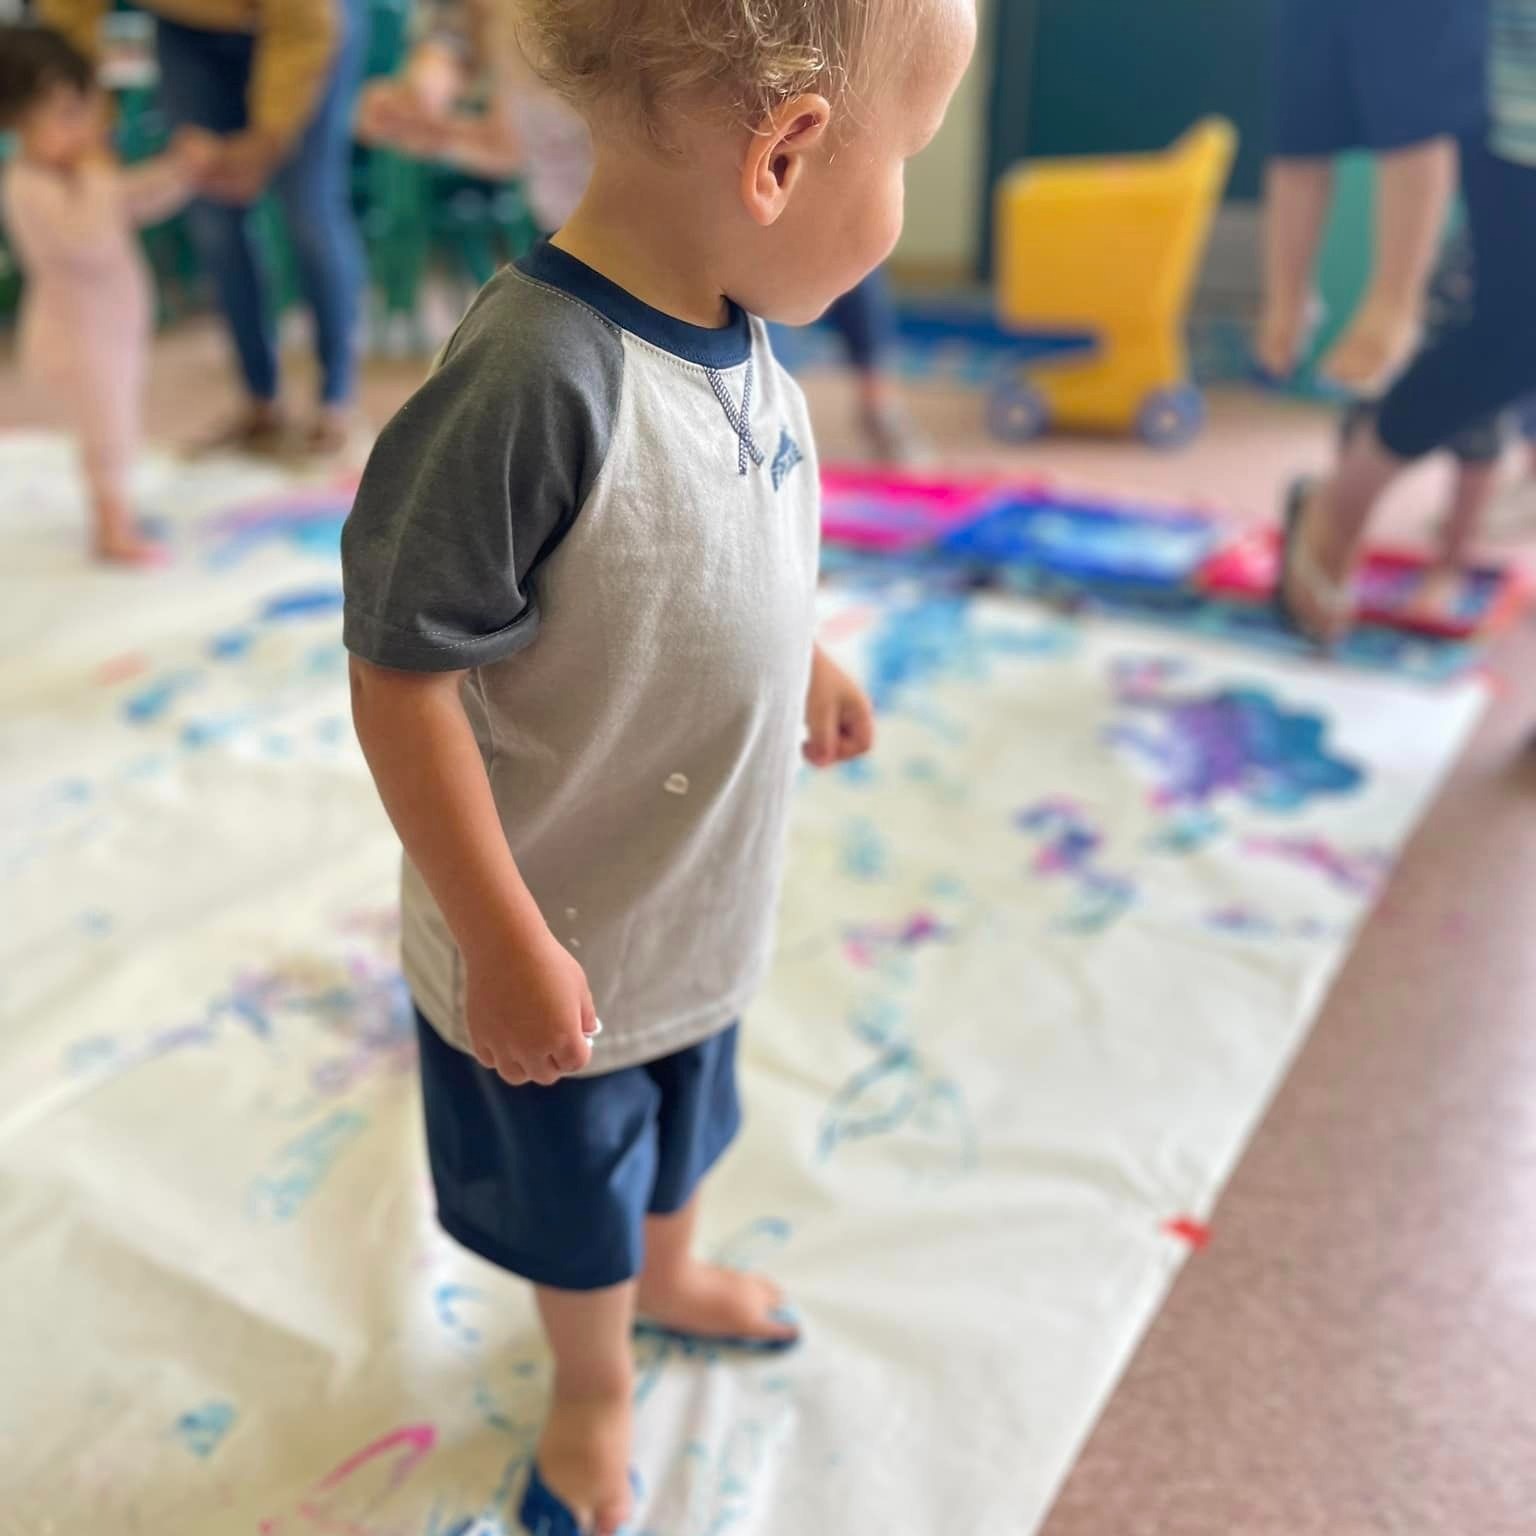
[
  {"left": 415, "top": 1008, "right": 742, "bottom": 1291},
  {"left": 1272, "top": 0, "right": 1488, "bottom": 157}
]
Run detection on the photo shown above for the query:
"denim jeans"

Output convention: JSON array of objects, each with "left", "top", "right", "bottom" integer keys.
[{"left": 155, "top": 0, "right": 366, "bottom": 405}]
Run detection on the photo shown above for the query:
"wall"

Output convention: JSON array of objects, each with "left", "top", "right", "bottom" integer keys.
[{"left": 893, "top": 0, "right": 993, "bottom": 279}]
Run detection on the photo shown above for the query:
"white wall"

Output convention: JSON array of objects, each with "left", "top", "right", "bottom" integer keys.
[{"left": 894, "top": 0, "right": 993, "bottom": 277}]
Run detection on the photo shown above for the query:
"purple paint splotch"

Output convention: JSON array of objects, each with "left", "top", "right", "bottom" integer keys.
[
  {"left": 1016, "top": 797, "right": 1136, "bottom": 933},
  {"left": 1109, "top": 658, "right": 1365, "bottom": 812}
]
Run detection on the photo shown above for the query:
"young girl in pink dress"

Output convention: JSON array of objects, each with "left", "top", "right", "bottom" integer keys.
[{"left": 1, "top": 25, "right": 216, "bottom": 563}]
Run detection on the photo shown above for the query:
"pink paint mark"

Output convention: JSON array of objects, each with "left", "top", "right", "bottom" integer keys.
[
  {"left": 1163, "top": 1216, "right": 1211, "bottom": 1250},
  {"left": 843, "top": 910, "right": 949, "bottom": 969},
  {"left": 259, "top": 1424, "right": 437, "bottom": 1536},
  {"left": 96, "top": 652, "right": 150, "bottom": 685},
  {"left": 1244, "top": 835, "right": 1390, "bottom": 897}
]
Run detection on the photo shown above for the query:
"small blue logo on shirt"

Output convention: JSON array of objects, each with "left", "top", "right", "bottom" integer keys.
[{"left": 771, "top": 427, "right": 804, "bottom": 490}]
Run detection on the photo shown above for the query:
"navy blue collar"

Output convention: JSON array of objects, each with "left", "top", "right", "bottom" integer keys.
[{"left": 517, "top": 241, "right": 753, "bottom": 369}]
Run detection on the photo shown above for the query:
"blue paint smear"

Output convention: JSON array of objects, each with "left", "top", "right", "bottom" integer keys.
[
  {"left": 124, "top": 671, "right": 200, "bottom": 725},
  {"left": 259, "top": 586, "right": 344, "bottom": 623},
  {"left": 172, "top": 1400, "right": 235, "bottom": 1458},
  {"left": 207, "top": 629, "right": 254, "bottom": 661},
  {"left": 864, "top": 597, "right": 1073, "bottom": 712},
  {"left": 181, "top": 715, "right": 245, "bottom": 750}
]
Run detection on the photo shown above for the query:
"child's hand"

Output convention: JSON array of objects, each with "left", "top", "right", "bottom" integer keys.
[
  {"left": 803, "top": 645, "right": 875, "bottom": 767},
  {"left": 464, "top": 929, "right": 599, "bottom": 1087},
  {"left": 170, "top": 127, "right": 222, "bottom": 182}
]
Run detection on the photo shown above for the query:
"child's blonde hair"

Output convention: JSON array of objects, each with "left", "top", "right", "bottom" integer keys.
[{"left": 516, "top": 0, "right": 880, "bottom": 137}]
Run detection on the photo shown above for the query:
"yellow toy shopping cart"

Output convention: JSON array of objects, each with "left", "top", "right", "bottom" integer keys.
[{"left": 989, "top": 117, "right": 1237, "bottom": 449}]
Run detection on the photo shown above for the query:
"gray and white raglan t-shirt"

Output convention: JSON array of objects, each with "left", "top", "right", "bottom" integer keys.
[{"left": 341, "top": 243, "right": 820, "bottom": 1075}]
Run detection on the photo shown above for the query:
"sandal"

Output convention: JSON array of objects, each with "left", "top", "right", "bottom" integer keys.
[
  {"left": 633, "top": 1303, "right": 802, "bottom": 1356},
  {"left": 519, "top": 1464, "right": 641, "bottom": 1536},
  {"left": 1276, "top": 477, "right": 1353, "bottom": 644}
]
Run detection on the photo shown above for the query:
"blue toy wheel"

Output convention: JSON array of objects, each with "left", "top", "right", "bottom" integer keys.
[
  {"left": 988, "top": 375, "right": 1049, "bottom": 443},
  {"left": 1136, "top": 385, "right": 1206, "bottom": 449}
]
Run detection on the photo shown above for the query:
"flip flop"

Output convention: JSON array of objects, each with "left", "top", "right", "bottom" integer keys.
[
  {"left": 519, "top": 1464, "right": 642, "bottom": 1536},
  {"left": 1276, "top": 477, "right": 1353, "bottom": 643},
  {"left": 633, "top": 1305, "right": 802, "bottom": 1356}
]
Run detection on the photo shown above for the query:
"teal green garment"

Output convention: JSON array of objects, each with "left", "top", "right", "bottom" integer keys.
[{"left": 1491, "top": 0, "right": 1536, "bottom": 165}]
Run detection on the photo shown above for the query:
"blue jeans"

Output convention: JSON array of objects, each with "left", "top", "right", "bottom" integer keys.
[
  {"left": 155, "top": 0, "right": 366, "bottom": 406},
  {"left": 825, "top": 268, "right": 897, "bottom": 375}
]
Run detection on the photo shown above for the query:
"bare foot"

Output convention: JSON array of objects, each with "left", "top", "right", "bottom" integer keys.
[
  {"left": 1406, "top": 564, "right": 1468, "bottom": 623},
  {"left": 637, "top": 1260, "right": 799, "bottom": 1346},
  {"left": 1253, "top": 292, "right": 1318, "bottom": 381},
  {"left": 534, "top": 1384, "right": 634, "bottom": 1536},
  {"left": 1317, "top": 300, "right": 1419, "bottom": 395},
  {"left": 95, "top": 526, "right": 167, "bottom": 566},
  {"left": 860, "top": 399, "right": 933, "bottom": 466},
  {"left": 301, "top": 407, "right": 356, "bottom": 459},
  {"left": 186, "top": 403, "right": 288, "bottom": 460}
]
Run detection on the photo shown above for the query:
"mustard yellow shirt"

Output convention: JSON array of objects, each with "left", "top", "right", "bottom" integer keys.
[{"left": 41, "top": 0, "right": 339, "bottom": 148}]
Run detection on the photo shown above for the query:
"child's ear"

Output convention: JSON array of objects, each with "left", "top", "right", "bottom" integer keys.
[{"left": 740, "top": 94, "right": 831, "bottom": 226}]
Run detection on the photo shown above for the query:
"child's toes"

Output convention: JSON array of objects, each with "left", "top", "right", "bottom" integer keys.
[{"left": 594, "top": 1486, "right": 634, "bottom": 1536}]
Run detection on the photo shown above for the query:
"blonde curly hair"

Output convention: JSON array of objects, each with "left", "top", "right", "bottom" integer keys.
[{"left": 514, "top": 0, "right": 882, "bottom": 135}]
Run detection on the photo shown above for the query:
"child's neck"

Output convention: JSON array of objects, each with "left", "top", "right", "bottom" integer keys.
[{"left": 552, "top": 148, "right": 735, "bottom": 330}]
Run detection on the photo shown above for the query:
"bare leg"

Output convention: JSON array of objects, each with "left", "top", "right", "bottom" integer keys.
[
  {"left": 1408, "top": 458, "right": 1499, "bottom": 619},
  {"left": 1320, "top": 138, "right": 1456, "bottom": 393},
  {"left": 1438, "top": 459, "right": 1499, "bottom": 571},
  {"left": 532, "top": 1282, "right": 637, "bottom": 1536},
  {"left": 856, "top": 370, "right": 931, "bottom": 465},
  {"left": 1257, "top": 157, "right": 1334, "bottom": 379},
  {"left": 637, "top": 1194, "right": 799, "bottom": 1345},
  {"left": 1285, "top": 423, "right": 1407, "bottom": 642},
  {"left": 82, "top": 430, "right": 161, "bottom": 566},
  {"left": 91, "top": 488, "right": 162, "bottom": 566},
  {"left": 303, "top": 402, "right": 357, "bottom": 458}
]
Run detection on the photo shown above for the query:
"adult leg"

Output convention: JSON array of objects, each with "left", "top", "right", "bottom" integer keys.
[
  {"left": 1318, "top": 137, "right": 1457, "bottom": 392},
  {"left": 826, "top": 269, "right": 927, "bottom": 462},
  {"left": 271, "top": 0, "right": 368, "bottom": 440},
  {"left": 1286, "top": 142, "right": 1536, "bottom": 640},
  {"left": 154, "top": 22, "right": 283, "bottom": 442},
  {"left": 1257, "top": 158, "right": 1334, "bottom": 379}
]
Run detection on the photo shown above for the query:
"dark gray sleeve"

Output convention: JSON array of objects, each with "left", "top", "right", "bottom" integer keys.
[{"left": 341, "top": 276, "right": 621, "bottom": 671}]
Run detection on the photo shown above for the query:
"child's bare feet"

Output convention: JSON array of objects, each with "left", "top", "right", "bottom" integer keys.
[
  {"left": 1318, "top": 299, "right": 1419, "bottom": 395},
  {"left": 93, "top": 496, "right": 167, "bottom": 567},
  {"left": 535, "top": 1383, "right": 635, "bottom": 1536},
  {"left": 637, "top": 1259, "right": 799, "bottom": 1346}
]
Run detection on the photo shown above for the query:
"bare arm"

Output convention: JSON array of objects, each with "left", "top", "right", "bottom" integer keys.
[
  {"left": 119, "top": 152, "right": 198, "bottom": 228},
  {"left": 349, "top": 656, "right": 595, "bottom": 1082}
]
